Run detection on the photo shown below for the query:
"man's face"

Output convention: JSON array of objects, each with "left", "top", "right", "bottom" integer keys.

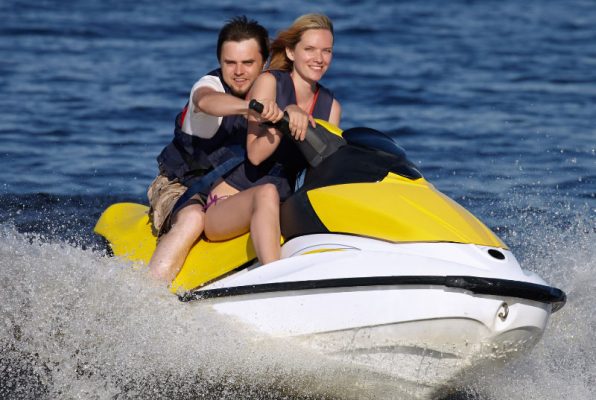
[{"left": 219, "top": 38, "right": 265, "bottom": 97}]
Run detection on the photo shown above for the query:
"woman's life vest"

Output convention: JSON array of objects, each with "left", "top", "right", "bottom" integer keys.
[{"left": 224, "top": 69, "right": 335, "bottom": 200}]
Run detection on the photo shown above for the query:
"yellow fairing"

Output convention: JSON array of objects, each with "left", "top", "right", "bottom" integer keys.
[
  {"left": 315, "top": 119, "right": 343, "bottom": 137},
  {"left": 94, "top": 167, "right": 505, "bottom": 293},
  {"left": 308, "top": 173, "right": 507, "bottom": 248},
  {"left": 94, "top": 203, "right": 256, "bottom": 293},
  {"left": 94, "top": 203, "right": 156, "bottom": 263}
]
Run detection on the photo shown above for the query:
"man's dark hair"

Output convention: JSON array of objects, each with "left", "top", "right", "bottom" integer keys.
[{"left": 216, "top": 16, "right": 270, "bottom": 62}]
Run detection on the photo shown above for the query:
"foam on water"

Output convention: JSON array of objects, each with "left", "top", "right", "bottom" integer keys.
[
  {"left": 464, "top": 203, "right": 595, "bottom": 399},
  {"left": 0, "top": 227, "right": 358, "bottom": 399},
  {"left": 493, "top": 225, "right": 594, "bottom": 398},
  {"left": 4, "top": 225, "right": 468, "bottom": 400}
]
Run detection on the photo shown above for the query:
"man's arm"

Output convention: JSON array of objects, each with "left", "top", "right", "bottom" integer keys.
[
  {"left": 183, "top": 75, "right": 253, "bottom": 139},
  {"left": 193, "top": 86, "right": 250, "bottom": 117}
]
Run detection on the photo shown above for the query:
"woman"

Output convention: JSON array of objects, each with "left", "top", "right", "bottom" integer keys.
[
  {"left": 247, "top": 13, "right": 341, "bottom": 164},
  {"left": 202, "top": 13, "right": 340, "bottom": 266}
]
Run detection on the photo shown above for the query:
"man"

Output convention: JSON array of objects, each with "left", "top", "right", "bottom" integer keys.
[{"left": 147, "top": 16, "right": 276, "bottom": 282}]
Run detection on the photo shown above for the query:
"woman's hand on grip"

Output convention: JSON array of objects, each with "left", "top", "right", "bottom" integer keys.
[{"left": 284, "top": 105, "right": 315, "bottom": 141}]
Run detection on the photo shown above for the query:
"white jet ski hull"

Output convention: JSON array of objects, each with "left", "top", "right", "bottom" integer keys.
[{"left": 185, "top": 235, "right": 562, "bottom": 397}]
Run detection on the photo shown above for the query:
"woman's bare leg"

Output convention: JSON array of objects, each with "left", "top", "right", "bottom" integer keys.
[
  {"left": 148, "top": 202, "right": 205, "bottom": 282},
  {"left": 205, "top": 184, "right": 280, "bottom": 264}
]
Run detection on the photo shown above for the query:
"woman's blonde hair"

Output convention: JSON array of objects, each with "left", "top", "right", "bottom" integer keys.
[{"left": 269, "top": 14, "right": 334, "bottom": 71}]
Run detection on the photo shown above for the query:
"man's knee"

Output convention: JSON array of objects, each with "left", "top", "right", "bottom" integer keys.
[{"left": 171, "top": 204, "right": 205, "bottom": 234}]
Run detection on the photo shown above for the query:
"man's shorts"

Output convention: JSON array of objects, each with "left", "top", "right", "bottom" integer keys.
[{"left": 147, "top": 174, "right": 205, "bottom": 235}]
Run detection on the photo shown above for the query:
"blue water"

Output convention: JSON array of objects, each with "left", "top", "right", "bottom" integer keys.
[{"left": 1, "top": 0, "right": 594, "bottom": 399}]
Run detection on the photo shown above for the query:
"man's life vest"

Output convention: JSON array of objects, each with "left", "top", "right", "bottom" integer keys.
[{"left": 156, "top": 69, "right": 247, "bottom": 188}]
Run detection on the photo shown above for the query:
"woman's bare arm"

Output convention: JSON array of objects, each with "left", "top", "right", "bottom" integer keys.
[
  {"left": 246, "top": 73, "right": 285, "bottom": 165},
  {"left": 328, "top": 98, "right": 342, "bottom": 127}
]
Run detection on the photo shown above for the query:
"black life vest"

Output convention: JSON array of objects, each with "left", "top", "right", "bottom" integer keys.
[
  {"left": 267, "top": 69, "right": 334, "bottom": 121},
  {"left": 225, "top": 69, "right": 335, "bottom": 200},
  {"left": 156, "top": 69, "right": 246, "bottom": 187}
]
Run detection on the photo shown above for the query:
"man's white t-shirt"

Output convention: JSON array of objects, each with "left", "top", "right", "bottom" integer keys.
[{"left": 181, "top": 75, "right": 225, "bottom": 138}]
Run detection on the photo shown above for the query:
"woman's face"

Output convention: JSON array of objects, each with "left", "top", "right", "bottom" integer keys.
[{"left": 286, "top": 29, "right": 334, "bottom": 83}]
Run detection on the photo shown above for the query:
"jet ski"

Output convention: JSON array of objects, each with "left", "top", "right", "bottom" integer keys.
[{"left": 95, "top": 101, "right": 566, "bottom": 397}]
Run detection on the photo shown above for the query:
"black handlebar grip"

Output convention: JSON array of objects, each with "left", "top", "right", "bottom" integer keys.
[
  {"left": 249, "top": 98, "right": 345, "bottom": 167},
  {"left": 248, "top": 99, "right": 264, "bottom": 114}
]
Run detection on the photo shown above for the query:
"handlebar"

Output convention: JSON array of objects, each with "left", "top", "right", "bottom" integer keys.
[{"left": 248, "top": 99, "right": 345, "bottom": 168}]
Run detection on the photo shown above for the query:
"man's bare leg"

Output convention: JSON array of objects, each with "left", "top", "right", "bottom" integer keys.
[{"left": 148, "top": 202, "right": 205, "bottom": 282}]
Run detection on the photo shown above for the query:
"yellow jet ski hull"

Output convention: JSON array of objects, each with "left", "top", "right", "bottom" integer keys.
[
  {"left": 95, "top": 172, "right": 505, "bottom": 294},
  {"left": 94, "top": 202, "right": 256, "bottom": 293}
]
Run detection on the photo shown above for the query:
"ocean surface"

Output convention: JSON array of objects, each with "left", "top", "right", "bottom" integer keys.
[{"left": 1, "top": 0, "right": 594, "bottom": 398}]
